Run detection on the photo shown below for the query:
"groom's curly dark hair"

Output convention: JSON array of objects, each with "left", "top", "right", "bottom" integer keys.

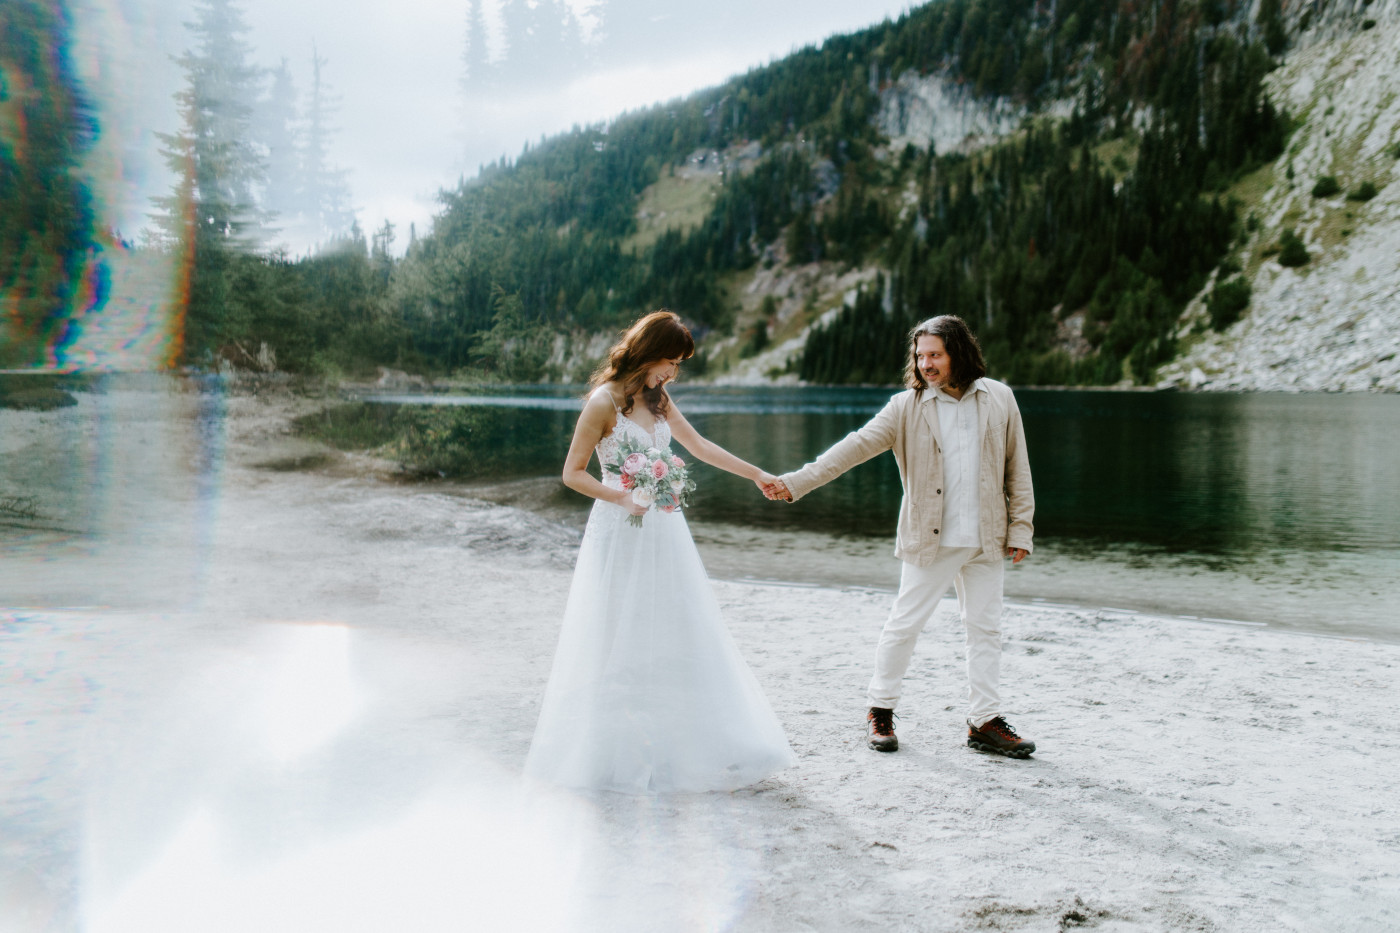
[{"left": 904, "top": 315, "right": 987, "bottom": 393}]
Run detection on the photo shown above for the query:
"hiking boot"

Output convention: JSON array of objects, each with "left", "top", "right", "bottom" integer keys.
[
  {"left": 867, "top": 707, "right": 898, "bottom": 752},
  {"left": 967, "top": 716, "right": 1035, "bottom": 758}
]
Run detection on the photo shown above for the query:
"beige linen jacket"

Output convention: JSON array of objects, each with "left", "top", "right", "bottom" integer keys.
[{"left": 779, "top": 378, "right": 1035, "bottom": 567}]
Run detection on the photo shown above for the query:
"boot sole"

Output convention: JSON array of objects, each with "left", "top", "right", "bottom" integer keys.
[
  {"left": 868, "top": 739, "right": 899, "bottom": 752},
  {"left": 967, "top": 738, "right": 1034, "bottom": 759}
]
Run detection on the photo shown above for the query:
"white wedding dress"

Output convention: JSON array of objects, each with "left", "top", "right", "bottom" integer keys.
[{"left": 524, "top": 392, "right": 795, "bottom": 794}]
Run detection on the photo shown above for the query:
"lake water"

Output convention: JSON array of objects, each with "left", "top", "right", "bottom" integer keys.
[{"left": 364, "top": 385, "right": 1400, "bottom": 640}]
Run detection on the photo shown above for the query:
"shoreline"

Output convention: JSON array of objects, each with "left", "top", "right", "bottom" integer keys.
[
  {"left": 2, "top": 386, "right": 1398, "bottom": 930},
  {"left": 686, "top": 521, "right": 1399, "bottom": 642},
  {"left": 457, "top": 473, "right": 1399, "bottom": 644},
  {"left": 344, "top": 376, "right": 1399, "bottom": 396},
  {"left": 6, "top": 365, "right": 1399, "bottom": 401},
  {"left": 4, "top": 379, "right": 1391, "bottom": 642}
]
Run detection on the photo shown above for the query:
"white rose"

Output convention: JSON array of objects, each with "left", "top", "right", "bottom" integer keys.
[
  {"left": 669, "top": 477, "right": 685, "bottom": 491},
  {"left": 646, "top": 447, "right": 662, "bottom": 459},
  {"left": 632, "top": 487, "right": 656, "bottom": 509}
]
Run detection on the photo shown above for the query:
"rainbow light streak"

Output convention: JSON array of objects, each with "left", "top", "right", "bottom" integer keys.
[
  {"left": 2, "top": 0, "right": 189, "bottom": 374},
  {"left": 186, "top": 378, "right": 228, "bottom": 609},
  {"left": 23, "top": 234, "right": 193, "bottom": 374},
  {"left": 2, "top": 4, "right": 223, "bottom": 621}
]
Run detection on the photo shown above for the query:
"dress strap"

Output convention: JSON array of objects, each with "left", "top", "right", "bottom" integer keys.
[{"left": 591, "top": 385, "right": 622, "bottom": 413}]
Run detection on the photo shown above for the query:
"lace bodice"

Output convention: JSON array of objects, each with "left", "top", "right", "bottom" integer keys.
[{"left": 595, "top": 390, "right": 671, "bottom": 489}]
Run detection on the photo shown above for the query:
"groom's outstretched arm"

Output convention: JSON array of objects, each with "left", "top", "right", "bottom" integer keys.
[{"left": 777, "top": 394, "right": 902, "bottom": 502}]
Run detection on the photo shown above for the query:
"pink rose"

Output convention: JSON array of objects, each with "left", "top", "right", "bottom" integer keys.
[
  {"left": 669, "top": 455, "right": 684, "bottom": 469},
  {"left": 621, "top": 452, "right": 647, "bottom": 476},
  {"left": 651, "top": 459, "right": 669, "bottom": 480}
]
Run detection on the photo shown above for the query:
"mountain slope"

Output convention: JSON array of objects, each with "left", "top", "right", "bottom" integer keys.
[
  {"left": 399, "top": 0, "right": 1289, "bottom": 388},
  {"left": 1159, "top": 11, "right": 1400, "bottom": 391}
]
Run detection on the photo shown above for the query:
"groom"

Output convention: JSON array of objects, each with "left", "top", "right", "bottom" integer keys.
[{"left": 767, "top": 315, "right": 1036, "bottom": 757}]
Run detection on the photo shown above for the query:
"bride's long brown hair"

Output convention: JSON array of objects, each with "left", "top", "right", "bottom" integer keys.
[{"left": 589, "top": 310, "right": 695, "bottom": 418}]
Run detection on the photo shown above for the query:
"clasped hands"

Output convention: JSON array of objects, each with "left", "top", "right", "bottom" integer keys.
[{"left": 754, "top": 472, "right": 793, "bottom": 502}]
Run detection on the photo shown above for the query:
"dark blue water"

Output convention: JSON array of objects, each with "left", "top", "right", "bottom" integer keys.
[
  {"left": 360, "top": 385, "right": 1400, "bottom": 636},
  {"left": 365, "top": 385, "right": 1400, "bottom": 553}
]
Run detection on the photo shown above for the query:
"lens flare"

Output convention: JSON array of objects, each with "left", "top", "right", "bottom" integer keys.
[{"left": 2, "top": 0, "right": 191, "bottom": 374}]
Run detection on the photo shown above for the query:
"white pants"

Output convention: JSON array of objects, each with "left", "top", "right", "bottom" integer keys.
[{"left": 866, "top": 546, "right": 1004, "bottom": 728}]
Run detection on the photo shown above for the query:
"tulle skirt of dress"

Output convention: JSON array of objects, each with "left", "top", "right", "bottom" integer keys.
[{"left": 524, "top": 500, "right": 795, "bottom": 794}]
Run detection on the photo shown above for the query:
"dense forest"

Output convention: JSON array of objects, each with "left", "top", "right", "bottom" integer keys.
[
  {"left": 801, "top": 2, "right": 1286, "bottom": 385},
  {"left": 4, "top": 0, "right": 1303, "bottom": 384}
]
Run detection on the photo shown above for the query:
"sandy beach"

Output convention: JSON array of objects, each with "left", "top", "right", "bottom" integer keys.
[{"left": 2, "top": 385, "right": 1397, "bottom": 931}]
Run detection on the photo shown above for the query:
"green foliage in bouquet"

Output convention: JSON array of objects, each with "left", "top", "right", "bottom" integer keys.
[
  {"left": 602, "top": 434, "right": 696, "bottom": 527},
  {"left": 296, "top": 401, "right": 577, "bottom": 479}
]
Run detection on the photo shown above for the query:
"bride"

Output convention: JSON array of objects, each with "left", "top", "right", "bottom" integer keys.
[{"left": 524, "top": 310, "right": 795, "bottom": 794}]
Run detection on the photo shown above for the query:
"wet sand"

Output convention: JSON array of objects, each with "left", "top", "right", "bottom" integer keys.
[{"left": 2, "top": 386, "right": 1397, "bottom": 931}]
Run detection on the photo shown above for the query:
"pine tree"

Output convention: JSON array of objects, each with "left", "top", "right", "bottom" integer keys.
[
  {"left": 157, "top": 0, "right": 266, "bottom": 245},
  {"left": 150, "top": 0, "right": 267, "bottom": 362},
  {"left": 524, "top": 0, "right": 582, "bottom": 84},
  {"left": 260, "top": 59, "right": 301, "bottom": 247},
  {"left": 300, "top": 47, "right": 355, "bottom": 247},
  {"left": 481, "top": 0, "right": 587, "bottom": 92},
  {"left": 458, "top": 0, "right": 494, "bottom": 160},
  {"left": 461, "top": 0, "right": 493, "bottom": 93},
  {"left": 370, "top": 220, "right": 395, "bottom": 286}
]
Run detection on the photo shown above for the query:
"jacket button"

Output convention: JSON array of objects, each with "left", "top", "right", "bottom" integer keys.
[
  {"left": 936, "top": 489, "right": 941, "bottom": 494},
  {"left": 933, "top": 529, "right": 939, "bottom": 534}
]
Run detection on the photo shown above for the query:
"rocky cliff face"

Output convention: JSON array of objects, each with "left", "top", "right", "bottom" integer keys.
[
  {"left": 721, "top": 11, "right": 1400, "bottom": 392},
  {"left": 876, "top": 71, "right": 1026, "bottom": 154},
  {"left": 698, "top": 75, "right": 1028, "bottom": 388},
  {"left": 1158, "top": 8, "right": 1400, "bottom": 392}
]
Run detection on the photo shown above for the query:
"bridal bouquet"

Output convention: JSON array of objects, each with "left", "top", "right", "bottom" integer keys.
[{"left": 603, "top": 437, "right": 695, "bottom": 527}]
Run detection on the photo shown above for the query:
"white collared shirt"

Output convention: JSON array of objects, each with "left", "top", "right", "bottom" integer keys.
[{"left": 933, "top": 379, "right": 985, "bottom": 548}]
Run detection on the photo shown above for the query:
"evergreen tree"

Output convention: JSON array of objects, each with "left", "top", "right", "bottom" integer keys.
[
  {"left": 150, "top": 0, "right": 267, "bottom": 362},
  {"left": 162, "top": 0, "right": 266, "bottom": 244},
  {"left": 370, "top": 220, "right": 395, "bottom": 286},
  {"left": 461, "top": 0, "right": 493, "bottom": 95},
  {"left": 461, "top": 0, "right": 591, "bottom": 101},
  {"left": 518, "top": 0, "right": 584, "bottom": 84},
  {"left": 260, "top": 59, "right": 301, "bottom": 247},
  {"left": 300, "top": 47, "right": 355, "bottom": 247}
]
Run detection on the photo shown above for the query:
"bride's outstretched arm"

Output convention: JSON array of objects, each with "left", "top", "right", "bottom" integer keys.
[
  {"left": 666, "top": 402, "right": 780, "bottom": 496},
  {"left": 562, "top": 393, "right": 647, "bottom": 516}
]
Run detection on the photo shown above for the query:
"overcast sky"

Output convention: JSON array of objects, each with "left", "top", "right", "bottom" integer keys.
[{"left": 84, "top": 0, "right": 915, "bottom": 252}]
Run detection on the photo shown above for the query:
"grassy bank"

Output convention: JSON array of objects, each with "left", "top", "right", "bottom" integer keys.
[
  {"left": 295, "top": 402, "right": 576, "bottom": 480},
  {"left": 0, "top": 374, "right": 86, "bottom": 411}
]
